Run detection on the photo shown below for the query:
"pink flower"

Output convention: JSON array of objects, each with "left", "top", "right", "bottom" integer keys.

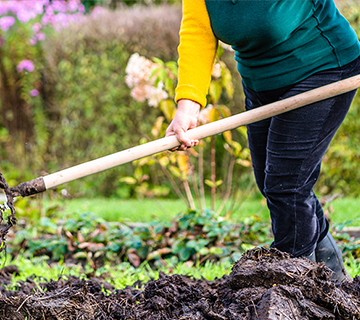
[
  {"left": 0, "top": 16, "right": 15, "bottom": 31},
  {"left": 30, "top": 89, "right": 39, "bottom": 97},
  {"left": 17, "top": 10, "right": 37, "bottom": 23},
  {"left": 29, "top": 37, "right": 37, "bottom": 46},
  {"left": 33, "top": 1, "right": 46, "bottom": 15},
  {"left": 0, "top": 5, "right": 8, "bottom": 16},
  {"left": 36, "top": 32, "right": 46, "bottom": 41},
  {"left": 50, "top": 0, "right": 67, "bottom": 13},
  {"left": 17, "top": 60, "right": 35, "bottom": 72},
  {"left": 67, "top": 0, "right": 79, "bottom": 12},
  {"left": 32, "top": 22, "right": 42, "bottom": 33},
  {"left": 41, "top": 13, "right": 53, "bottom": 26},
  {"left": 78, "top": 3, "right": 85, "bottom": 14}
]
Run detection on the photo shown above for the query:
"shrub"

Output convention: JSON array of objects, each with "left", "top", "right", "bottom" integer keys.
[{"left": 0, "top": 4, "right": 182, "bottom": 196}]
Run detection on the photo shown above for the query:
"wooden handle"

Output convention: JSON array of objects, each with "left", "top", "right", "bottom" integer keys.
[{"left": 40, "top": 74, "right": 360, "bottom": 189}]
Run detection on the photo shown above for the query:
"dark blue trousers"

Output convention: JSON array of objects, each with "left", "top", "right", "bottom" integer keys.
[{"left": 243, "top": 56, "right": 360, "bottom": 257}]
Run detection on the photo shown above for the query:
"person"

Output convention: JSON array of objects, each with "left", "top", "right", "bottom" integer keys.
[{"left": 165, "top": 0, "right": 360, "bottom": 282}]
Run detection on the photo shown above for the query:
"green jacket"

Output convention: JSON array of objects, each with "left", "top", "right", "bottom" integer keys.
[{"left": 175, "top": 0, "right": 360, "bottom": 106}]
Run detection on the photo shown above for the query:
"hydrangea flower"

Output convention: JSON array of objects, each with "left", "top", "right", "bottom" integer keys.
[
  {"left": 36, "top": 32, "right": 46, "bottom": 41},
  {"left": 0, "top": 16, "right": 15, "bottom": 31},
  {"left": 125, "top": 53, "right": 169, "bottom": 107},
  {"left": 17, "top": 60, "right": 35, "bottom": 72}
]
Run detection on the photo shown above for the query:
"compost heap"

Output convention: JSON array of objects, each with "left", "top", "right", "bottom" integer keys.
[{"left": 0, "top": 247, "right": 359, "bottom": 320}]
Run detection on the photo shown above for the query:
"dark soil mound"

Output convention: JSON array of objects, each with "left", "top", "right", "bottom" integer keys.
[{"left": 0, "top": 247, "right": 359, "bottom": 320}]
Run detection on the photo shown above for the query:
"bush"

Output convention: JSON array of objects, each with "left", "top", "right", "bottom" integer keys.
[
  {"left": 41, "top": 5, "right": 182, "bottom": 196},
  {"left": 0, "top": 4, "right": 182, "bottom": 197}
]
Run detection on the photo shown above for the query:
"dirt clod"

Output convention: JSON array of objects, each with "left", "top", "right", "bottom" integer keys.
[
  {"left": 0, "top": 247, "right": 359, "bottom": 319},
  {"left": 0, "top": 173, "right": 17, "bottom": 252}
]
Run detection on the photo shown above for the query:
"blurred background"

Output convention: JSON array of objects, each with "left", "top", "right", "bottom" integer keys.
[{"left": 0, "top": 0, "right": 359, "bottom": 202}]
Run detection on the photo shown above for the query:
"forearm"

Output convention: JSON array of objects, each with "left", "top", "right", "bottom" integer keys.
[{"left": 175, "top": 0, "right": 218, "bottom": 108}]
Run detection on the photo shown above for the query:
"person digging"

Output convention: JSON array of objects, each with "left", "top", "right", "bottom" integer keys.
[{"left": 165, "top": 0, "right": 360, "bottom": 282}]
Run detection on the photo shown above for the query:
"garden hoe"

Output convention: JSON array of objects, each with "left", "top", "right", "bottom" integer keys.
[
  {"left": 0, "top": 74, "right": 359, "bottom": 249},
  {"left": 1, "top": 74, "right": 360, "bottom": 200}
]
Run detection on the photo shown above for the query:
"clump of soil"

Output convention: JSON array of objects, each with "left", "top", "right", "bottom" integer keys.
[
  {"left": 0, "top": 173, "right": 17, "bottom": 251},
  {"left": 0, "top": 247, "right": 359, "bottom": 320}
]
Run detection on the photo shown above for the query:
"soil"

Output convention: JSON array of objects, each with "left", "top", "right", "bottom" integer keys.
[{"left": 0, "top": 248, "right": 359, "bottom": 320}]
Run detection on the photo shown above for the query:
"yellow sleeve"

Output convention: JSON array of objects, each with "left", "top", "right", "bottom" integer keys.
[{"left": 175, "top": 0, "right": 218, "bottom": 108}]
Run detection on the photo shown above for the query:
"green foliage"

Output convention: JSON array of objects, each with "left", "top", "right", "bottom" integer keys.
[
  {"left": 318, "top": 90, "right": 360, "bottom": 196},
  {"left": 0, "top": 253, "right": 231, "bottom": 292},
  {"left": 2, "top": 200, "right": 360, "bottom": 282},
  {"left": 5, "top": 204, "right": 271, "bottom": 269},
  {"left": 0, "top": 13, "right": 47, "bottom": 181},
  {"left": 0, "top": 5, "right": 182, "bottom": 197},
  {"left": 38, "top": 6, "right": 182, "bottom": 196}
]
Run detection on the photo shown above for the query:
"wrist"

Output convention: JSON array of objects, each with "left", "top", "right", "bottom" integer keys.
[{"left": 177, "top": 99, "right": 201, "bottom": 115}]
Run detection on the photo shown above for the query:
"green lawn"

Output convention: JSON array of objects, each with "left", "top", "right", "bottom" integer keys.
[
  {"left": 43, "top": 195, "right": 359, "bottom": 225},
  {"left": 331, "top": 197, "right": 360, "bottom": 227}
]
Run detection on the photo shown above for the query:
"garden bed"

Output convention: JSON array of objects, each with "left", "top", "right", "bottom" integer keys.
[{"left": 0, "top": 247, "right": 359, "bottom": 320}]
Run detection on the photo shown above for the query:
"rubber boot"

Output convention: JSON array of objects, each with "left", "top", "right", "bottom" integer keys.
[
  {"left": 303, "top": 251, "right": 316, "bottom": 262},
  {"left": 315, "top": 231, "right": 352, "bottom": 282}
]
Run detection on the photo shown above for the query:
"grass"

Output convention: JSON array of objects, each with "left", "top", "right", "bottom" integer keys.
[
  {"left": 331, "top": 197, "right": 360, "bottom": 227},
  {"left": 1, "top": 251, "right": 358, "bottom": 290},
  {"left": 42, "top": 194, "right": 270, "bottom": 223},
  {"left": 41, "top": 194, "right": 360, "bottom": 227},
  {"left": 0, "top": 254, "right": 233, "bottom": 291}
]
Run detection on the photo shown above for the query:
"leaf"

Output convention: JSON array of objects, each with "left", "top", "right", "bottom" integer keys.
[
  {"left": 205, "top": 179, "right": 222, "bottom": 188},
  {"left": 179, "top": 247, "right": 192, "bottom": 261},
  {"left": 209, "top": 107, "right": 221, "bottom": 122},
  {"left": 165, "top": 61, "right": 178, "bottom": 77},
  {"left": 120, "top": 177, "right": 137, "bottom": 185},
  {"left": 217, "top": 105, "right": 232, "bottom": 118},
  {"left": 107, "top": 242, "right": 121, "bottom": 252},
  {"left": 147, "top": 248, "right": 172, "bottom": 260},
  {"left": 205, "top": 179, "right": 215, "bottom": 188},
  {"left": 199, "top": 247, "right": 209, "bottom": 255},
  {"left": 78, "top": 242, "right": 90, "bottom": 249},
  {"left": 215, "top": 180, "right": 223, "bottom": 187},
  {"left": 73, "top": 252, "right": 88, "bottom": 259},
  {"left": 236, "top": 159, "right": 252, "bottom": 167},
  {"left": 236, "top": 126, "right": 248, "bottom": 137},
  {"left": 209, "top": 81, "right": 222, "bottom": 104},
  {"left": 209, "top": 247, "right": 223, "bottom": 255},
  {"left": 177, "top": 154, "right": 190, "bottom": 178},
  {"left": 220, "top": 63, "right": 234, "bottom": 98},
  {"left": 222, "top": 130, "right": 232, "bottom": 144},
  {"left": 169, "top": 165, "right": 182, "bottom": 178},
  {"left": 172, "top": 240, "right": 185, "bottom": 254},
  {"left": 152, "top": 57, "right": 165, "bottom": 66},
  {"left": 127, "top": 249, "right": 140, "bottom": 267},
  {"left": 151, "top": 116, "right": 165, "bottom": 138},
  {"left": 164, "top": 77, "right": 174, "bottom": 96},
  {"left": 186, "top": 240, "right": 199, "bottom": 249},
  {"left": 216, "top": 45, "right": 224, "bottom": 59},
  {"left": 160, "top": 99, "right": 176, "bottom": 122},
  {"left": 158, "top": 156, "right": 169, "bottom": 167}
]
